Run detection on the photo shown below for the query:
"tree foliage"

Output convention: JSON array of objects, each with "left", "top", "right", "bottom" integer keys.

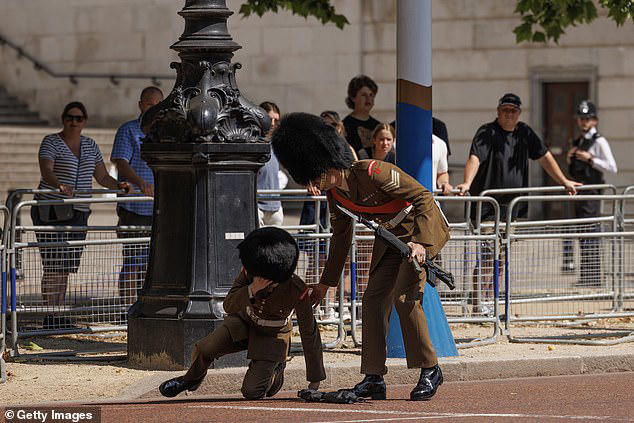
[
  {"left": 237, "top": 0, "right": 634, "bottom": 43},
  {"left": 238, "top": 0, "right": 349, "bottom": 29},
  {"left": 514, "top": 0, "right": 634, "bottom": 43}
]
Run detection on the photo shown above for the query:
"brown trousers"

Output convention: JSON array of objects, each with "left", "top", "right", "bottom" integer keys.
[
  {"left": 183, "top": 324, "right": 280, "bottom": 399},
  {"left": 361, "top": 249, "right": 438, "bottom": 375}
]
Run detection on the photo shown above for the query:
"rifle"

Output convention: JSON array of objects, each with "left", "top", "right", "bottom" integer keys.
[{"left": 336, "top": 204, "right": 455, "bottom": 290}]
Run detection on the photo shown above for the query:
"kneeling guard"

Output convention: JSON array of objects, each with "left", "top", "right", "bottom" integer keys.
[{"left": 298, "top": 389, "right": 367, "bottom": 404}]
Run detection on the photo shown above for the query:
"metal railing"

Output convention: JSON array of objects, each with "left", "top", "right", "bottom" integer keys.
[
  {"left": 1, "top": 204, "right": 9, "bottom": 382},
  {"left": 5, "top": 185, "right": 633, "bottom": 362},
  {"left": 0, "top": 34, "right": 174, "bottom": 86},
  {"left": 478, "top": 184, "right": 617, "bottom": 229},
  {"left": 7, "top": 196, "right": 152, "bottom": 356},
  {"left": 504, "top": 194, "right": 634, "bottom": 345},
  {"left": 348, "top": 196, "right": 502, "bottom": 349}
]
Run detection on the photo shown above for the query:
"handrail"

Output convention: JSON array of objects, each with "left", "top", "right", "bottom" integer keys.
[
  {"left": 0, "top": 34, "right": 174, "bottom": 85},
  {"left": 476, "top": 184, "right": 616, "bottom": 228}
]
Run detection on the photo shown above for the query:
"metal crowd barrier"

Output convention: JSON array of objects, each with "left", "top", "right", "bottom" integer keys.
[
  {"left": 1, "top": 204, "right": 9, "bottom": 382},
  {"left": 348, "top": 196, "right": 502, "bottom": 349},
  {"left": 10, "top": 185, "right": 629, "bottom": 359},
  {"left": 7, "top": 195, "right": 152, "bottom": 357},
  {"left": 504, "top": 194, "right": 634, "bottom": 345}
]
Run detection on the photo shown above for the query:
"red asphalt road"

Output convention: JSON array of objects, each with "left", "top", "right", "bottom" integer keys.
[{"left": 3, "top": 372, "right": 633, "bottom": 422}]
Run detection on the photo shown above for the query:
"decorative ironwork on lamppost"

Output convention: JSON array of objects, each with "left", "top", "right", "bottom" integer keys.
[{"left": 127, "top": 0, "right": 270, "bottom": 370}]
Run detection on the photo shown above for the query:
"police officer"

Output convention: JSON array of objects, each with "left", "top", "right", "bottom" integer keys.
[
  {"left": 272, "top": 113, "right": 450, "bottom": 401},
  {"left": 159, "top": 227, "right": 326, "bottom": 399},
  {"left": 565, "top": 100, "right": 617, "bottom": 285}
]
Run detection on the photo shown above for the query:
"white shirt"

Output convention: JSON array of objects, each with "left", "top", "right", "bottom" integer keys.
[
  {"left": 583, "top": 126, "right": 617, "bottom": 174},
  {"left": 432, "top": 134, "right": 448, "bottom": 189}
]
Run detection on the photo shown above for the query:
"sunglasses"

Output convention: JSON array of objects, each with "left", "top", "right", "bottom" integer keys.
[{"left": 63, "top": 114, "right": 85, "bottom": 123}]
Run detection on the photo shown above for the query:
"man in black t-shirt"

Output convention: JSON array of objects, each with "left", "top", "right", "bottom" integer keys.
[
  {"left": 456, "top": 93, "right": 579, "bottom": 316},
  {"left": 342, "top": 75, "right": 380, "bottom": 158},
  {"left": 457, "top": 93, "right": 579, "bottom": 220}
]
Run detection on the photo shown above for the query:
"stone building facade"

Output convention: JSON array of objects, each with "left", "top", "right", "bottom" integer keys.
[{"left": 0, "top": 0, "right": 632, "bottom": 191}]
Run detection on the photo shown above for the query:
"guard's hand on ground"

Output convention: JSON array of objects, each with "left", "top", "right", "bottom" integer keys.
[
  {"left": 310, "top": 283, "right": 329, "bottom": 307},
  {"left": 250, "top": 276, "right": 273, "bottom": 297},
  {"left": 407, "top": 242, "right": 426, "bottom": 264},
  {"left": 308, "top": 381, "right": 320, "bottom": 390},
  {"left": 455, "top": 183, "right": 470, "bottom": 196}
]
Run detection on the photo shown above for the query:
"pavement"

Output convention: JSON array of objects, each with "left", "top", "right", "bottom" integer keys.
[
  {"left": 2, "top": 322, "right": 633, "bottom": 407},
  {"left": 127, "top": 326, "right": 634, "bottom": 402}
]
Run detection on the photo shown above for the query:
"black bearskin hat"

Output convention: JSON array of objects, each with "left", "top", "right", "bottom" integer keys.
[
  {"left": 237, "top": 227, "right": 299, "bottom": 283},
  {"left": 271, "top": 112, "right": 354, "bottom": 185}
]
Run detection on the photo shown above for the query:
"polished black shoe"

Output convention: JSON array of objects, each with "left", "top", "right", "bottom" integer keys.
[
  {"left": 352, "top": 374, "right": 386, "bottom": 400},
  {"left": 266, "top": 361, "right": 286, "bottom": 397},
  {"left": 410, "top": 365, "right": 443, "bottom": 401},
  {"left": 159, "top": 376, "right": 203, "bottom": 398}
]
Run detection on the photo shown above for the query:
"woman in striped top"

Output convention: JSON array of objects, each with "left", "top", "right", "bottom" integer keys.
[{"left": 32, "top": 101, "right": 129, "bottom": 317}]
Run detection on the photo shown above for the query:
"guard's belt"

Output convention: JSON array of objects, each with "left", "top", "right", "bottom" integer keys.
[
  {"left": 329, "top": 188, "right": 413, "bottom": 228},
  {"left": 328, "top": 188, "right": 411, "bottom": 215},
  {"left": 246, "top": 306, "right": 289, "bottom": 328}
]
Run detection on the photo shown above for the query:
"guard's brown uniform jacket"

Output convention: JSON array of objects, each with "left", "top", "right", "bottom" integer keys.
[
  {"left": 184, "top": 270, "right": 326, "bottom": 396},
  {"left": 321, "top": 159, "right": 450, "bottom": 375}
]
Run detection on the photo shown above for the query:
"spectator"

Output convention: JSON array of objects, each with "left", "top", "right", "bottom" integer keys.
[
  {"left": 321, "top": 110, "right": 358, "bottom": 161},
  {"left": 457, "top": 93, "right": 579, "bottom": 216},
  {"left": 563, "top": 100, "right": 617, "bottom": 286},
  {"left": 456, "top": 93, "right": 580, "bottom": 315},
  {"left": 343, "top": 75, "right": 380, "bottom": 158},
  {"left": 257, "top": 101, "right": 284, "bottom": 227},
  {"left": 111, "top": 86, "right": 163, "bottom": 305},
  {"left": 432, "top": 117, "right": 451, "bottom": 156},
  {"left": 32, "top": 101, "right": 130, "bottom": 327},
  {"left": 356, "top": 123, "right": 396, "bottom": 164},
  {"left": 433, "top": 133, "right": 452, "bottom": 195}
]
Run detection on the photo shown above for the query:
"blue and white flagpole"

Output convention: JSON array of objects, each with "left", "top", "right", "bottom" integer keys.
[{"left": 387, "top": 0, "right": 458, "bottom": 358}]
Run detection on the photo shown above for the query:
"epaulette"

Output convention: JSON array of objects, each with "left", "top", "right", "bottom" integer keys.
[{"left": 351, "top": 159, "right": 393, "bottom": 178}]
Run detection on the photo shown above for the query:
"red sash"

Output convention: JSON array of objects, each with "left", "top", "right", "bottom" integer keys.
[{"left": 328, "top": 188, "right": 411, "bottom": 215}]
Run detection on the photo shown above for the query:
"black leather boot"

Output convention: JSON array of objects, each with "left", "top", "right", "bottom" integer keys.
[
  {"left": 352, "top": 374, "right": 386, "bottom": 400},
  {"left": 159, "top": 376, "right": 204, "bottom": 398},
  {"left": 266, "top": 361, "right": 287, "bottom": 397},
  {"left": 410, "top": 365, "right": 443, "bottom": 401}
]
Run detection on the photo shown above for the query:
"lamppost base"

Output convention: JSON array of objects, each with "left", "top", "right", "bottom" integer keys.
[{"left": 127, "top": 316, "right": 247, "bottom": 370}]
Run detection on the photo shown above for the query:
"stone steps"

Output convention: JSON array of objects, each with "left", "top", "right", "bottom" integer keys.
[{"left": 0, "top": 87, "right": 48, "bottom": 126}]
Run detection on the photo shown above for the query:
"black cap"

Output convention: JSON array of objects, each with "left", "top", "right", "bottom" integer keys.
[
  {"left": 575, "top": 100, "right": 597, "bottom": 118},
  {"left": 498, "top": 93, "right": 522, "bottom": 109}
]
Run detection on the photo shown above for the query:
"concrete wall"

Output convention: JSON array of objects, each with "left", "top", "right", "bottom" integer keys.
[{"left": 0, "top": 0, "right": 632, "bottom": 187}]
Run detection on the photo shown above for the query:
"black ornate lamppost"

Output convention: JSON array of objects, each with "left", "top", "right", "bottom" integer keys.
[{"left": 127, "top": 0, "right": 270, "bottom": 370}]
